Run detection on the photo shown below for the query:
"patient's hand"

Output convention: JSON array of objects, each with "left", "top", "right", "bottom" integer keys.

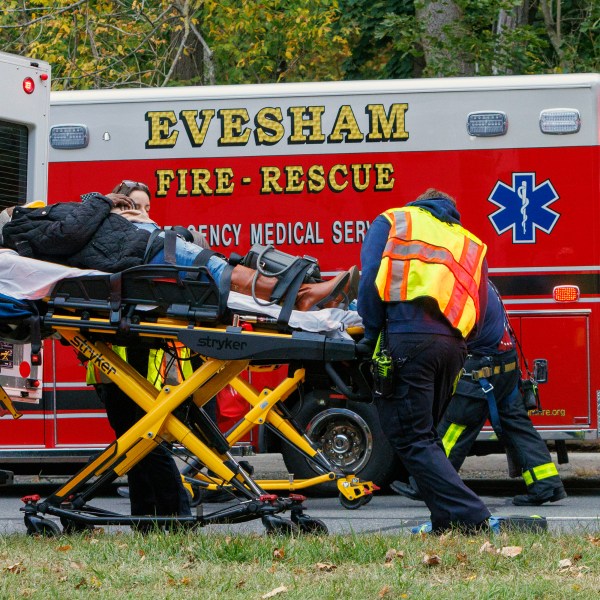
[{"left": 106, "top": 193, "right": 135, "bottom": 210}]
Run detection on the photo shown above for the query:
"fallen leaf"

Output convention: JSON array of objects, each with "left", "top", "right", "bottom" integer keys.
[
  {"left": 315, "top": 562, "right": 337, "bottom": 572},
  {"left": 587, "top": 535, "right": 600, "bottom": 546},
  {"left": 74, "top": 577, "right": 87, "bottom": 589},
  {"left": 384, "top": 548, "right": 404, "bottom": 563},
  {"left": 5, "top": 562, "right": 25, "bottom": 574},
  {"left": 456, "top": 552, "right": 468, "bottom": 563},
  {"left": 273, "top": 547, "right": 285, "bottom": 560},
  {"left": 378, "top": 585, "right": 391, "bottom": 597},
  {"left": 422, "top": 554, "right": 441, "bottom": 566},
  {"left": 261, "top": 586, "right": 288, "bottom": 599},
  {"left": 57, "top": 545, "right": 72, "bottom": 552},
  {"left": 500, "top": 546, "right": 522, "bottom": 558},
  {"left": 573, "top": 553, "right": 582, "bottom": 562},
  {"left": 559, "top": 558, "right": 573, "bottom": 569},
  {"left": 479, "top": 541, "right": 497, "bottom": 554}
]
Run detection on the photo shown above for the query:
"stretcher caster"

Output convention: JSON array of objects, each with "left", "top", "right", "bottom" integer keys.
[
  {"left": 60, "top": 516, "right": 95, "bottom": 534},
  {"left": 291, "top": 513, "right": 328, "bottom": 534},
  {"left": 24, "top": 515, "right": 61, "bottom": 537},
  {"left": 262, "top": 514, "right": 299, "bottom": 535},
  {"left": 338, "top": 492, "right": 372, "bottom": 510}
]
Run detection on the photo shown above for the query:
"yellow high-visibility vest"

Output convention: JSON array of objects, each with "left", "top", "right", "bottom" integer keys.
[
  {"left": 375, "top": 206, "right": 487, "bottom": 338},
  {"left": 86, "top": 344, "right": 192, "bottom": 388},
  {"left": 85, "top": 345, "right": 127, "bottom": 385},
  {"left": 147, "top": 344, "right": 193, "bottom": 390}
]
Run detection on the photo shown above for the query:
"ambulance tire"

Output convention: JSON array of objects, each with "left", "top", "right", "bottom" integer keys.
[{"left": 280, "top": 394, "right": 398, "bottom": 496}]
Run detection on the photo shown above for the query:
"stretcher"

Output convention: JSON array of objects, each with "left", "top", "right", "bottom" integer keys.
[{"left": 0, "top": 253, "right": 376, "bottom": 535}]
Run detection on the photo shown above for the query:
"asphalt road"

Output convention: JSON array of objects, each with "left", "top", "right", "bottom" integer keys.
[{"left": 1, "top": 481, "right": 599, "bottom": 536}]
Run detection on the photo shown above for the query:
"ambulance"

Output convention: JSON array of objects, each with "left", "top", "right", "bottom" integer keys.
[
  {"left": 1, "top": 71, "right": 599, "bottom": 489},
  {"left": 0, "top": 51, "right": 51, "bottom": 484}
]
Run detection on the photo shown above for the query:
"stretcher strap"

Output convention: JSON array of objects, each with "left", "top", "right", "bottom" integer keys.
[
  {"left": 142, "top": 228, "right": 178, "bottom": 265},
  {"left": 276, "top": 268, "right": 306, "bottom": 331},
  {"left": 109, "top": 272, "right": 122, "bottom": 325}
]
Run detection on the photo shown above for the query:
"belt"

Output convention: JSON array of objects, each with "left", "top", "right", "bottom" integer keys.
[{"left": 463, "top": 360, "right": 517, "bottom": 381}]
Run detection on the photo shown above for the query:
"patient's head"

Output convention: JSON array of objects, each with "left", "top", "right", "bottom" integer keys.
[{"left": 112, "top": 180, "right": 151, "bottom": 219}]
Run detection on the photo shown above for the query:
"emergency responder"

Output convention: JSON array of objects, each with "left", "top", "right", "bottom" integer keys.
[
  {"left": 87, "top": 344, "right": 193, "bottom": 526},
  {"left": 391, "top": 281, "right": 567, "bottom": 506},
  {"left": 357, "top": 188, "right": 493, "bottom": 533}
]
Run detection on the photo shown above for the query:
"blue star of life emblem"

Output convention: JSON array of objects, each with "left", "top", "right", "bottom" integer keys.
[{"left": 488, "top": 173, "right": 559, "bottom": 243}]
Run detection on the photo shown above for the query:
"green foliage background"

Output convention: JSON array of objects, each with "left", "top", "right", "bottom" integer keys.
[{"left": 0, "top": 0, "right": 597, "bottom": 90}]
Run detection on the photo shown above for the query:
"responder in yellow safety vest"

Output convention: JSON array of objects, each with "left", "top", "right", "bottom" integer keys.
[{"left": 357, "top": 188, "right": 494, "bottom": 534}]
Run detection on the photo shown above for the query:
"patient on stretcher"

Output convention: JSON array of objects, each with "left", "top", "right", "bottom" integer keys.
[{"left": 0, "top": 181, "right": 359, "bottom": 315}]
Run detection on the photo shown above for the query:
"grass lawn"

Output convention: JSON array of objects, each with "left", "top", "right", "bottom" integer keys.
[{"left": 1, "top": 529, "right": 600, "bottom": 599}]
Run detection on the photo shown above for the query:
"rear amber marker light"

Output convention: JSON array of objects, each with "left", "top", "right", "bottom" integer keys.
[{"left": 553, "top": 285, "right": 580, "bottom": 302}]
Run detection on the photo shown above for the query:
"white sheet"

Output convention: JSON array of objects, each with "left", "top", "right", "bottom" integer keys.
[
  {"left": 0, "top": 249, "right": 362, "bottom": 336},
  {"left": 0, "top": 249, "right": 106, "bottom": 299}
]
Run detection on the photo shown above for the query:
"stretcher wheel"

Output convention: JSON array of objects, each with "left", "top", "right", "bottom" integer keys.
[
  {"left": 60, "top": 517, "right": 95, "bottom": 534},
  {"left": 25, "top": 515, "right": 61, "bottom": 537},
  {"left": 262, "top": 514, "right": 299, "bottom": 535},
  {"left": 292, "top": 514, "right": 328, "bottom": 535},
  {"left": 338, "top": 493, "right": 370, "bottom": 510}
]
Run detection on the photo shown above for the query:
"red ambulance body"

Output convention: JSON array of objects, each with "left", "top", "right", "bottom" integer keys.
[{"left": 1, "top": 73, "right": 599, "bottom": 486}]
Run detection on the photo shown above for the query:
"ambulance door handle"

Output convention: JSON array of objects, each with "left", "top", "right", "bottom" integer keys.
[{"left": 533, "top": 359, "right": 548, "bottom": 383}]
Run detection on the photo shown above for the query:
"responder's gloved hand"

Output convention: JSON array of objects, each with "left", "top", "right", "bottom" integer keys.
[{"left": 355, "top": 337, "right": 376, "bottom": 357}]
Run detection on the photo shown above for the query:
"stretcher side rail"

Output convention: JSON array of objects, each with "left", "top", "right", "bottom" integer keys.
[
  {"left": 44, "top": 264, "right": 357, "bottom": 363},
  {"left": 48, "top": 263, "right": 223, "bottom": 324}
]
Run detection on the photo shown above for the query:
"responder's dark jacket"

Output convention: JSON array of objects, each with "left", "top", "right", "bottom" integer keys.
[
  {"left": 467, "top": 282, "right": 515, "bottom": 357},
  {"left": 358, "top": 197, "right": 488, "bottom": 341},
  {"left": 2, "top": 193, "right": 163, "bottom": 272}
]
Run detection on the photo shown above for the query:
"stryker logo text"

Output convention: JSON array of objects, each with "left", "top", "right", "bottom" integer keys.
[
  {"left": 196, "top": 337, "right": 248, "bottom": 351},
  {"left": 72, "top": 335, "right": 117, "bottom": 377}
]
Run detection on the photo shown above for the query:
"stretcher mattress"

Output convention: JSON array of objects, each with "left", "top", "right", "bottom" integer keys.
[{"left": 0, "top": 249, "right": 362, "bottom": 337}]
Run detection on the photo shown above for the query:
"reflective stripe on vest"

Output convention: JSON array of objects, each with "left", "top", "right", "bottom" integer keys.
[
  {"left": 375, "top": 207, "right": 487, "bottom": 338},
  {"left": 85, "top": 344, "right": 128, "bottom": 385},
  {"left": 442, "top": 422, "right": 467, "bottom": 457},
  {"left": 522, "top": 462, "right": 559, "bottom": 486}
]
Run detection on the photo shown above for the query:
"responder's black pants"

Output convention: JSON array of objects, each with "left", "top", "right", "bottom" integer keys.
[
  {"left": 96, "top": 347, "right": 191, "bottom": 518},
  {"left": 376, "top": 333, "right": 491, "bottom": 532},
  {"left": 438, "top": 351, "right": 564, "bottom": 498}
]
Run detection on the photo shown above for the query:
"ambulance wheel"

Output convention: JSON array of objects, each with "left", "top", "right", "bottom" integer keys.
[
  {"left": 25, "top": 516, "right": 61, "bottom": 537},
  {"left": 262, "top": 514, "right": 299, "bottom": 535},
  {"left": 281, "top": 395, "right": 398, "bottom": 495}
]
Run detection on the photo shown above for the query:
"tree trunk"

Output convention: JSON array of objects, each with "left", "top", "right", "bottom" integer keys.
[
  {"left": 494, "top": 0, "right": 529, "bottom": 74},
  {"left": 415, "top": 0, "right": 475, "bottom": 76}
]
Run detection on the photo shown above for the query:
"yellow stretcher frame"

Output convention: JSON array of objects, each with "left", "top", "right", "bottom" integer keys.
[
  {"left": 188, "top": 370, "right": 377, "bottom": 504},
  {"left": 45, "top": 310, "right": 376, "bottom": 504},
  {"left": 18, "top": 305, "right": 375, "bottom": 534}
]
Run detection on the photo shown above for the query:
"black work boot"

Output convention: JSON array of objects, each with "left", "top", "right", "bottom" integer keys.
[
  {"left": 390, "top": 477, "right": 423, "bottom": 501},
  {"left": 512, "top": 487, "right": 567, "bottom": 506}
]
